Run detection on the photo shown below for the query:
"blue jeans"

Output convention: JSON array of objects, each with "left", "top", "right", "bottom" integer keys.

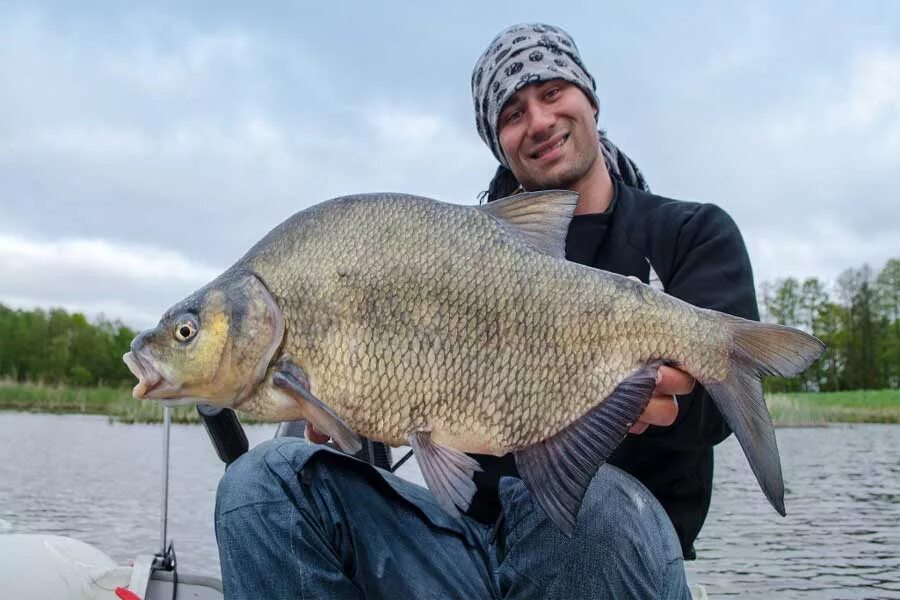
[{"left": 215, "top": 438, "right": 690, "bottom": 599}]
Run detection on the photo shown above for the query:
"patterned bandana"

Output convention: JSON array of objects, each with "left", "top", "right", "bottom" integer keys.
[{"left": 471, "top": 23, "right": 600, "bottom": 167}]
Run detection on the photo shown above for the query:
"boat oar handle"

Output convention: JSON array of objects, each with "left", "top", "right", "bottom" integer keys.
[{"left": 197, "top": 404, "right": 249, "bottom": 466}]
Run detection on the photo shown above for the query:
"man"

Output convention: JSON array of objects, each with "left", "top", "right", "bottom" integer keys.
[{"left": 216, "top": 23, "right": 758, "bottom": 599}]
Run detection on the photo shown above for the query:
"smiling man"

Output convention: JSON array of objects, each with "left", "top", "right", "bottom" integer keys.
[
  {"left": 214, "top": 23, "right": 758, "bottom": 600},
  {"left": 466, "top": 21, "right": 762, "bottom": 597},
  {"left": 495, "top": 80, "right": 610, "bottom": 210}
]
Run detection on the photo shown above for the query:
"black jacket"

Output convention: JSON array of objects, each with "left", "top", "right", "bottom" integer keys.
[{"left": 466, "top": 178, "right": 760, "bottom": 559}]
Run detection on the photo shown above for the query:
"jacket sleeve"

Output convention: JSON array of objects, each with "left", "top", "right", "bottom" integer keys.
[{"left": 649, "top": 202, "right": 760, "bottom": 449}]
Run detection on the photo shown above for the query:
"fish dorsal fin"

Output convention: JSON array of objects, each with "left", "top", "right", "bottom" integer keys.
[{"left": 476, "top": 190, "right": 579, "bottom": 258}]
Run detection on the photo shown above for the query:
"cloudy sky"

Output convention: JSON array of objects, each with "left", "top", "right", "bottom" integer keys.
[{"left": 1, "top": 1, "right": 898, "bottom": 329}]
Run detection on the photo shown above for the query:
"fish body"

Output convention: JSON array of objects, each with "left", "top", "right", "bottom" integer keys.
[
  {"left": 124, "top": 191, "right": 824, "bottom": 534},
  {"left": 239, "top": 195, "right": 708, "bottom": 448}
]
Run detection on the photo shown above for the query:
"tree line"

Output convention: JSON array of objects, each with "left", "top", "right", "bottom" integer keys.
[
  {"left": 1, "top": 257, "right": 898, "bottom": 390},
  {"left": 761, "top": 258, "right": 900, "bottom": 392},
  {"left": 0, "top": 304, "right": 136, "bottom": 386}
]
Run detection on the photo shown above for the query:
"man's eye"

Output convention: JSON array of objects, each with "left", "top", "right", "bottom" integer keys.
[
  {"left": 503, "top": 110, "right": 522, "bottom": 124},
  {"left": 545, "top": 87, "right": 560, "bottom": 100}
]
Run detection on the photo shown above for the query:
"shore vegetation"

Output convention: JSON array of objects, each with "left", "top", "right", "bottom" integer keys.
[{"left": 1, "top": 380, "right": 897, "bottom": 426}]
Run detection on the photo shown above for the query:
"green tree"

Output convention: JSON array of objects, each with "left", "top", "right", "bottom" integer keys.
[
  {"left": 798, "top": 278, "right": 829, "bottom": 390},
  {"left": 767, "top": 277, "right": 802, "bottom": 329},
  {"left": 813, "top": 302, "right": 847, "bottom": 391},
  {"left": 836, "top": 266, "right": 881, "bottom": 389},
  {"left": 0, "top": 303, "right": 137, "bottom": 386},
  {"left": 764, "top": 278, "right": 807, "bottom": 391},
  {"left": 875, "top": 259, "right": 900, "bottom": 387}
]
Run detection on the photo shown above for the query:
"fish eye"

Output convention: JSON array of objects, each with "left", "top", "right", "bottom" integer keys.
[{"left": 174, "top": 317, "right": 198, "bottom": 342}]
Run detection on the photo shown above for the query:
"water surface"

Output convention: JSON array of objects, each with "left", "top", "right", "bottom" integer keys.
[{"left": 0, "top": 413, "right": 897, "bottom": 598}]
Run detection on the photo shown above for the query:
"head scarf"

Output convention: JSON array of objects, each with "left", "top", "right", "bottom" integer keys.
[
  {"left": 472, "top": 24, "right": 651, "bottom": 200},
  {"left": 471, "top": 23, "right": 599, "bottom": 167}
]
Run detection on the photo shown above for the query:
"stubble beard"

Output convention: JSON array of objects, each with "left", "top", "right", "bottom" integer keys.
[{"left": 517, "top": 145, "right": 599, "bottom": 193}]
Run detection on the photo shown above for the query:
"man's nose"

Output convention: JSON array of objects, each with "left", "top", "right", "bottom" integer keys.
[{"left": 526, "top": 104, "right": 555, "bottom": 138}]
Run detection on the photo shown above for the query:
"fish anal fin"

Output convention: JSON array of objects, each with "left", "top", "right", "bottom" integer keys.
[
  {"left": 515, "top": 364, "right": 658, "bottom": 536},
  {"left": 408, "top": 431, "right": 482, "bottom": 518},
  {"left": 272, "top": 358, "right": 361, "bottom": 454},
  {"left": 476, "top": 190, "right": 578, "bottom": 259}
]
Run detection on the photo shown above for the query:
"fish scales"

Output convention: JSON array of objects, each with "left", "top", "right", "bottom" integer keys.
[{"left": 241, "top": 194, "right": 711, "bottom": 450}]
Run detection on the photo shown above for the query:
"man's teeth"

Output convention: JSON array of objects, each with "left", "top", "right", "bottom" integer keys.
[{"left": 535, "top": 136, "right": 566, "bottom": 158}]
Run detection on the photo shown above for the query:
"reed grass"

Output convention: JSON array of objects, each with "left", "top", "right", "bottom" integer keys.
[
  {"left": 2, "top": 379, "right": 898, "bottom": 426},
  {"left": 0, "top": 379, "right": 200, "bottom": 423},
  {"left": 767, "top": 389, "right": 900, "bottom": 426}
]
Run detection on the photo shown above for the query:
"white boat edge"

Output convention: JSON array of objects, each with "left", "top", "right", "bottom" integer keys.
[
  {"left": 0, "top": 533, "right": 222, "bottom": 599},
  {"left": 1, "top": 532, "right": 709, "bottom": 599}
]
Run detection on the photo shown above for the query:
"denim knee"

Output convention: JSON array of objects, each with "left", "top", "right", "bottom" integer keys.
[
  {"left": 500, "top": 464, "right": 680, "bottom": 556},
  {"left": 582, "top": 466, "right": 662, "bottom": 526},
  {"left": 215, "top": 438, "right": 313, "bottom": 516},
  {"left": 578, "top": 465, "right": 682, "bottom": 558}
]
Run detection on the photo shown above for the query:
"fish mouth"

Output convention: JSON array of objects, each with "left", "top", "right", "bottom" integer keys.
[{"left": 123, "top": 350, "right": 177, "bottom": 399}]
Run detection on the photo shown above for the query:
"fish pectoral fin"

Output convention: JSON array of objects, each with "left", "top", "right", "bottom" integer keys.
[
  {"left": 408, "top": 431, "right": 483, "bottom": 518},
  {"left": 476, "top": 190, "right": 578, "bottom": 259},
  {"left": 272, "top": 359, "right": 361, "bottom": 454},
  {"left": 514, "top": 364, "right": 658, "bottom": 537}
]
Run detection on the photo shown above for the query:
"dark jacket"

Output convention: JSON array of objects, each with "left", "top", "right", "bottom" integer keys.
[{"left": 466, "top": 177, "right": 760, "bottom": 560}]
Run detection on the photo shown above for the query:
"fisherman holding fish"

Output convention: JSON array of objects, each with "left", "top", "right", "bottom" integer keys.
[{"left": 124, "top": 22, "right": 822, "bottom": 599}]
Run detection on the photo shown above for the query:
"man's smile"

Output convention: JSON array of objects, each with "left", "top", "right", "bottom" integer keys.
[{"left": 529, "top": 133, "right": 569, "bottom": 160}]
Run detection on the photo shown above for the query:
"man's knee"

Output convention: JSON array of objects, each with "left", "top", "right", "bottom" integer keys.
[
  {"left": 577, "top": 466, "right": 682, "bottom": 560},
  {"left": 502, "top": 465, "right": 680, "bottom": 555},
  {"left": 582, "top": 466, "right": 663, "bottom": 529},
  {"left": 215, "top": 437, "right": 319, "bottom": 515}
]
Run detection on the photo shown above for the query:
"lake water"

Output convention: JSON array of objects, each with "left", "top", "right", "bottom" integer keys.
[{"left": 1, "top": 412, "right": 898, "bottom": 599}]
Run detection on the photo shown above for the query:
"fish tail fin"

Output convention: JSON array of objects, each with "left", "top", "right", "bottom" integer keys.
[{"left": 704, "top": 317, "right": 824, "bottom": 516}]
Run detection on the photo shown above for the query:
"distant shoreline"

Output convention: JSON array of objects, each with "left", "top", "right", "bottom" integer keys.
[
  {"left": 1, "top": 380, "right": 898, "bottom": 426},
  {"left": 765, "top": 390, "right": 900, "bottom": 426}
]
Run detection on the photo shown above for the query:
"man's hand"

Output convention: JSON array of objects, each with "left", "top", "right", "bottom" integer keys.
[
  {"left": 628, "top": 365, "right": 695, "bottom": 434},
  {"left": 622, "top": 276, "right": 694, "bottom": 435},
  {"left": 305, "top": 420, "right": 331, "bottom": 445}
]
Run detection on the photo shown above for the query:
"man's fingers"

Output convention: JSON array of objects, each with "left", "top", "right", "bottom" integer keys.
[
  {"left": 643, "top": 395, "right": 680, "bottom": 427},
  {"left": 305, "top": 420, "right": 331, "bottom": 445},
  {"left": 628, "top": 421, "right": 650, "bottom": 434},
  {"left": 656, "top": 365, "right": 695, "bottom": 396},
  {"left": 630, "top": 394, "right": 679, "bottom": 434}
]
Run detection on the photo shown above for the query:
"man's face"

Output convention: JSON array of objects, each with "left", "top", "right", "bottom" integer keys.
[{"left": 497, "top": 80, "right": 601, "bottom": 192}]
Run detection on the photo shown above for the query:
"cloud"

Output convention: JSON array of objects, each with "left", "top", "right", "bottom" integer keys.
[
  {"left": 0, "top": 234, "right": 219, "bottom": 283},
  {"left": 826, "top": 51, "right": 900, "bottom": 139},
  {"left": 763, "top": 49, "right": 900, "bottom": 158},
  {"left": 361, "top": 105, "right": 492, "bottom": 198},
  {"left": 1, "top": 2, "right": 897, "bottom": 325},
  {"left": 0, "top": 234, "right": 221, "bottom": 328},
  {"left": 632, "top": 46, "right": 900, "bottom": 287},
  {"left": 0, "top": 6, "right": 493, "bottom": 269},
  {"left": 370, "top": 110, "right": 444, "bottom": 148},
  {"left": 751, "top": 224, "right": 899, "bottom": 287},
  {"left": 103, "top": 31, "right": 257, "bottom": 95},
  {"left": 746, "top": 49, "right": 900, "bottom": 241}
]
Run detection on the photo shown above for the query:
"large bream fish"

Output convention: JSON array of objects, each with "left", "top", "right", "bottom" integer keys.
[{"left": 124, "top": 191, "right": 823, "bottom": 535}]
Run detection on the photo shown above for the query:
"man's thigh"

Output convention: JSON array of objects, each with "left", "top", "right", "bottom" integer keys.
[{"left": 216, "top": 438, "right": 497, "bottom": 599}]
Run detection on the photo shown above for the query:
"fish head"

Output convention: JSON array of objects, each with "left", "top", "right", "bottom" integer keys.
[{"left": 123, "top": 272, "right": 285, "bottom": 407}]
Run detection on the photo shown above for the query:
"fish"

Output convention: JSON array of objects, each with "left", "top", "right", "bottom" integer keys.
[{"left": 123, "top": 190, "right": 824, "bottom": 535}]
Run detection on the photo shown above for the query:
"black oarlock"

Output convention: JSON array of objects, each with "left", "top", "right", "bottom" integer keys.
[{"left": 197, "top": 404, "right": 249, "bottom": 466}]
